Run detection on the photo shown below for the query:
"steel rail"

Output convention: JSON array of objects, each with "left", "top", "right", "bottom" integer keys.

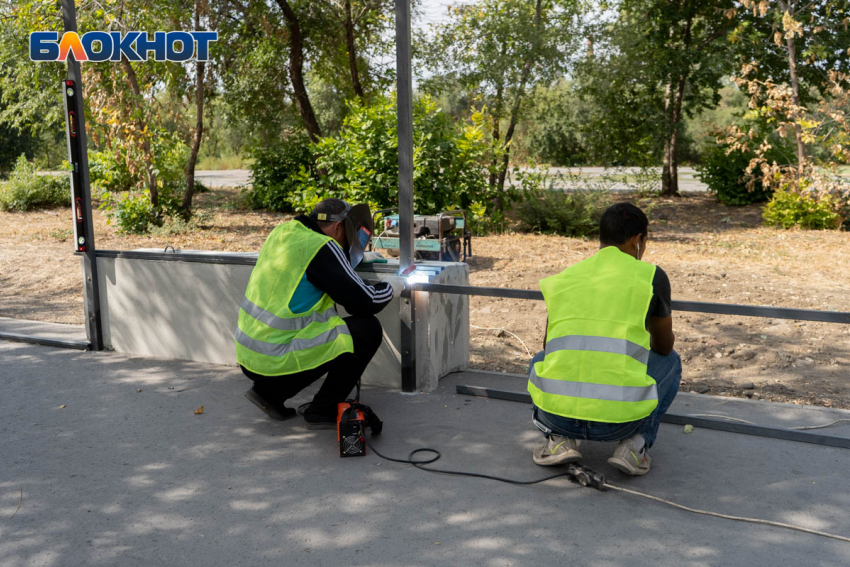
[
  {"left": 0, "top": 332, "right": 90, "bottom": 351},
  {"left": 455, "top": 385, "right": 850, "bottom": 450},
  {"left": 408, "top": 282, "right": 850, "bottom": 324}
]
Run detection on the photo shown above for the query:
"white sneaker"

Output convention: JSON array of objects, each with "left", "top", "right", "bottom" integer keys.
[
  {"left": 532, "top": 435, "right": 582, "bottom": 466},
  {"left": 608, "top": 435, "right": 651, "bottom": 476}
]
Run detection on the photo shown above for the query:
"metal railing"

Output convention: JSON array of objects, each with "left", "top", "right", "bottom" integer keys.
[{"left": 406, "top": 282, "right": 850, "bottom": 324}]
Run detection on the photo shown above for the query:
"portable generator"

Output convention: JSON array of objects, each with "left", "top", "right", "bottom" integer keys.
[
  {"left": 336, "top": 402, "right": 383, "bottom": 458},
  {"left": 369, "top": 209, "right": 472, "bottom": 262}
]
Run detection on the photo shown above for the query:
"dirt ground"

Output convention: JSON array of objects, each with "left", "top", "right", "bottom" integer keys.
[{"left": 2, "top": 189, "right": 849, "bottom": 409}]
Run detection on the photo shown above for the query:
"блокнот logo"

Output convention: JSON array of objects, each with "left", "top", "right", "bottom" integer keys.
[{"left": 30, "top": 31, "right": 217, "bottom": 62}]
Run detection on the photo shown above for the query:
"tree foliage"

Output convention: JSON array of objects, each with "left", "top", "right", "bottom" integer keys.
[
  {"left": 272, "top": 94, "right": 509, "bottom": 229},
  {"left": 421, "top": 0, "right": 581, "bottom": 192}
]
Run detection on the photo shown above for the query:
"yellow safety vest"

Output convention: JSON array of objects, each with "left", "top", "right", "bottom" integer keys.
[
  {"left": 529, "top": 246, "right": 658, "bottom": 423},
  {"left": 235, "top": 220, "right": 353, "bottom": 376}
]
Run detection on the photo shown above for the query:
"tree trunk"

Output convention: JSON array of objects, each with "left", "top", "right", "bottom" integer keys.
[
  {"left": 494, "top": 0, "right": 542, "bottom": 194},
  {"left": 497, "top": 102, "right": 521, "bottom": 192},
  {"left": 120, "top": 57, "right": 158, "bottom": 209},
  {"left": 661, "top": 72, "right": 687, "bottom": 197},
  {"left": 785, "top": 34, "right": 806, "bottom": 173},
  {"left": 276, "top": 0, "right": 323, "bottom": 142},
  {"left": 344, "top": 0, "right": 365, "bottom": 101},
  {"left": 180, "top": 0, "right": 206, "bottom": 219},
  {"left": 488, "top": 84, "right": 503, "bottom": 189},
  {"left": 660, "top": 13, "right": 692, "bottom": 197}
]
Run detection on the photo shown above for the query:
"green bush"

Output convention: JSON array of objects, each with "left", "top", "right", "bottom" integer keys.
[
  {"left": 100, "top": 190, "right": 159, "bottom": 234},
  {"left": 151, "top": 132, "right": 190, "bottom": 196},
  {"left": 282, "top": 94, "right": 508, "bottom": 230},
  {"left": 0, "top": 155, "right": 69, "bottom": 212},
  {"left": 515, "top": 188, "right": 612, "bottom": 236},
  {"left": 91, "top": 131, "right": 188, "bottom": 197},
  {"left": 696, "top": 142, "right": 775, "bottom": 206},
  {"left": 763, "top": 189, "right": 841, "bottom": 230},
  {"left": 247, "top": 132, "right": 317, "bottom": 211},
  {"left": 89, "top": 150, "right": 137, "bottom": 193}
]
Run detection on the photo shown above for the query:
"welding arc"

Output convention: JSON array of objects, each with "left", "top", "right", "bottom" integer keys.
[
  {"left": 368, "top": 445, "right": 579, "bottom": 486},
  {"left": 604, "top": 483, "right": 850, "bottom": 544}
]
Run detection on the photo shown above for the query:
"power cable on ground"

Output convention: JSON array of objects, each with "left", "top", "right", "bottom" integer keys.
[
  {"left": 470, "top": 325, "right": 533, "bottom": 357},
  {"left": 368, "top": 442, "right": 850, "bottom": 544}
]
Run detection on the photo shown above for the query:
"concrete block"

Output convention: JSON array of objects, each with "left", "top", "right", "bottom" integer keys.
[{"left": 94, "top": 252, "right": 468, "bottom": 392}]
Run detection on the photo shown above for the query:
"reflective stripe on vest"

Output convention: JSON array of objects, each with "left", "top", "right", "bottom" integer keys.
[
  {"left": 235, "top": 220, "right": 354, "bottom": 376},
  {"left": 545, "top": 335, "right": 649, "bottom": 366},
  {"left": 235, "top": 325, "right": 351, "bottom": 357},
  {"left": 529, "top": 365, "right": 657, "bottom": 403},
  {"left": 530, "top": 246, "right": 658, "bottom": 423},
  {"left": 240, "top": 296, "right": 339, "bottom": 331}
]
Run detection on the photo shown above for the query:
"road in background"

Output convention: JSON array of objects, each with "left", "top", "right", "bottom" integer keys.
[{"left": 191, "top": 167, "right": 709, "bottom": 192}]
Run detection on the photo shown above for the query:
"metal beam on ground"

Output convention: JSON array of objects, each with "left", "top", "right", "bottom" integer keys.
[
  {"left": 454, "top": 385, "right": 850, "bottom": 450},
  {"left": 62, "top": 0, "right": 104, "bottom": 350},
  {"left": 0, "top": 332, "right": 90, "bottom": 351}
]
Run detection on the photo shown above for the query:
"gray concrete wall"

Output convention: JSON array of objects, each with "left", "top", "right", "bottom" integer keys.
[{"left": 94, "top": 252, "right": 468, "bottom": 391}]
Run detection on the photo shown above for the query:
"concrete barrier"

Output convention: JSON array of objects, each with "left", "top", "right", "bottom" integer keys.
[{"left": 94, "top": 251, "right": 468, "bottom": 392}]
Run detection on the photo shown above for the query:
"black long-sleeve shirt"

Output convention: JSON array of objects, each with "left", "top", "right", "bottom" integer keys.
[{"left": 296, "top": 214, "right": 394, "bottom": 316}]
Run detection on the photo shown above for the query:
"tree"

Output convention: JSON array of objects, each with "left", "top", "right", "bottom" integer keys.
[
  {"left": 422, "top": 0, "right": 581, "bottom": 196},
  {"left": 240, "top": 0, "right": 396, "bottom": 142},
  {"left": 584, "top": 0, "right": 738, "bottom": 196},
  {"left": 1, "top": 0, "right": 219, "bottom": 218},
  {"left": 730, "top": 0, "right": 850, "bottom": 172}
]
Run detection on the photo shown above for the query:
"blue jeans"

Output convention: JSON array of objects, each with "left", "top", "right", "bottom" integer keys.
[{"left": 529, "top": 348, "right": 682, "bottom": 448}]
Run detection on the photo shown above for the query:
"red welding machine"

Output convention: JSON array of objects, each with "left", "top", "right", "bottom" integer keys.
[{"left": 336, "top": 402, "right": 383, "bottom": 457}]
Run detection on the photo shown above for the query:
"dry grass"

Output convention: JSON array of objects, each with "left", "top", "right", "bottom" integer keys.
[{"left": 2, "top": 189, "right": 849, "bottom": 408}]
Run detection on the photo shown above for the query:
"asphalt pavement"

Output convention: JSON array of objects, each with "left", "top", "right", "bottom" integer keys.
[{"left": 2, "top": 336, "right": 849, "bottom": 567}]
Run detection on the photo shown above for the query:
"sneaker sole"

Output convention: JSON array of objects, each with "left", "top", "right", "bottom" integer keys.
[
  {"left": 244, "top": 390, "right": 297, "bottom": 421},
  {"left": 607, "top": 456, "right": 650, "bottom": 476},
  {"left": 532, "top": 449, "right": 583, "bottom": 466}
]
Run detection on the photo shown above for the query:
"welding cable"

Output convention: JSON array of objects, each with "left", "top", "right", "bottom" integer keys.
[
  {"left": 369, "top": 444, "right": 850, "bottom": 543},
  {"left": 604, "top": 482, "right": 850, "bottom": 544},
  {"left": 792, "top": 418, "right": 850, "bottom": 431},
  {"left": 470, "top": 325, "right": 533, "bottom": 357},
  {"left": 368, "top": 444, "right": 578, "bottom": 486}
]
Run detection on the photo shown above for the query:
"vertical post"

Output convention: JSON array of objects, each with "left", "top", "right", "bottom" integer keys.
[
  {"left": 395, "top": 0, "right": 416, "bottom": 392},
  {"left": 395, "top": 0, "right": 414, "bottom": 273},
  {"left": 61, "top": 0, "right": 104, "bottom": 350}
]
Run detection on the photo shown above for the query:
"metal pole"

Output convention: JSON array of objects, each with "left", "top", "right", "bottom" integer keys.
[
  {"left": 395, "top": 0, "right": 414, "bottom": 274},
  {"left": 396, "top": 0, "right": 417, "bottom": 391},
  {"left": 61, "top": 0, "right": 104, "bottom": 350},
  {"left": 400, "top": 288, "right": 417, "bottom": 392}
]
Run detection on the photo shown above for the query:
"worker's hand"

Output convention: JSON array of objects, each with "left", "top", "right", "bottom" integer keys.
[{"left": 362, "top": 251, "right": 388, "bottom": 264}]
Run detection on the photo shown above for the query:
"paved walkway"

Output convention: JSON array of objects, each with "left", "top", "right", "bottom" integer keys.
[{"left": 2, "top": 341, "right": 849, "bottom": 566}]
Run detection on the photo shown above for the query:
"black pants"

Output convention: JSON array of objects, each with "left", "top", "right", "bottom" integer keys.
[{"left": 240, "top": 315, "right": 382, "bottom": 417}]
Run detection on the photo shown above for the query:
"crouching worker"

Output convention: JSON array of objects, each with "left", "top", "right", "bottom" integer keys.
[
  {"left": 235, "top": 198, "right": 393, "bottom": 426},
  {"left": 529, "top": 203, "right": 681, "bottom": 475}
]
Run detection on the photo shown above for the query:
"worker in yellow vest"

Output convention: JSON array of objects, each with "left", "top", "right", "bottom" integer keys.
[
  {"left": 236, "top": 198, "right": 393, "bottom": 426},
  {"left": 529, "top": 203, "right": 681, "bottom": 475}
]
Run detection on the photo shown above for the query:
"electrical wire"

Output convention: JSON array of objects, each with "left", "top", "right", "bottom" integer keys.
[
  {"left": 369, "top": 444, "right": 576, "bottom": 486},
  {"left": 683, "top": 416, "right": 850, "bottom": 430},
  {"left": 369, "top": 442, "right": 850, "bottom": 543},
  {"left": 470, "top": 325, "right": 533, "bottom": 357},
  {"left": 686, "top": 414, "right": 756, "bottom": 425},
  {"left": 604, "top": 482, "right": 850, "bottom": 544},
  {"left": 792, "top": 418, "right": 850, "bottom": 431}
]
